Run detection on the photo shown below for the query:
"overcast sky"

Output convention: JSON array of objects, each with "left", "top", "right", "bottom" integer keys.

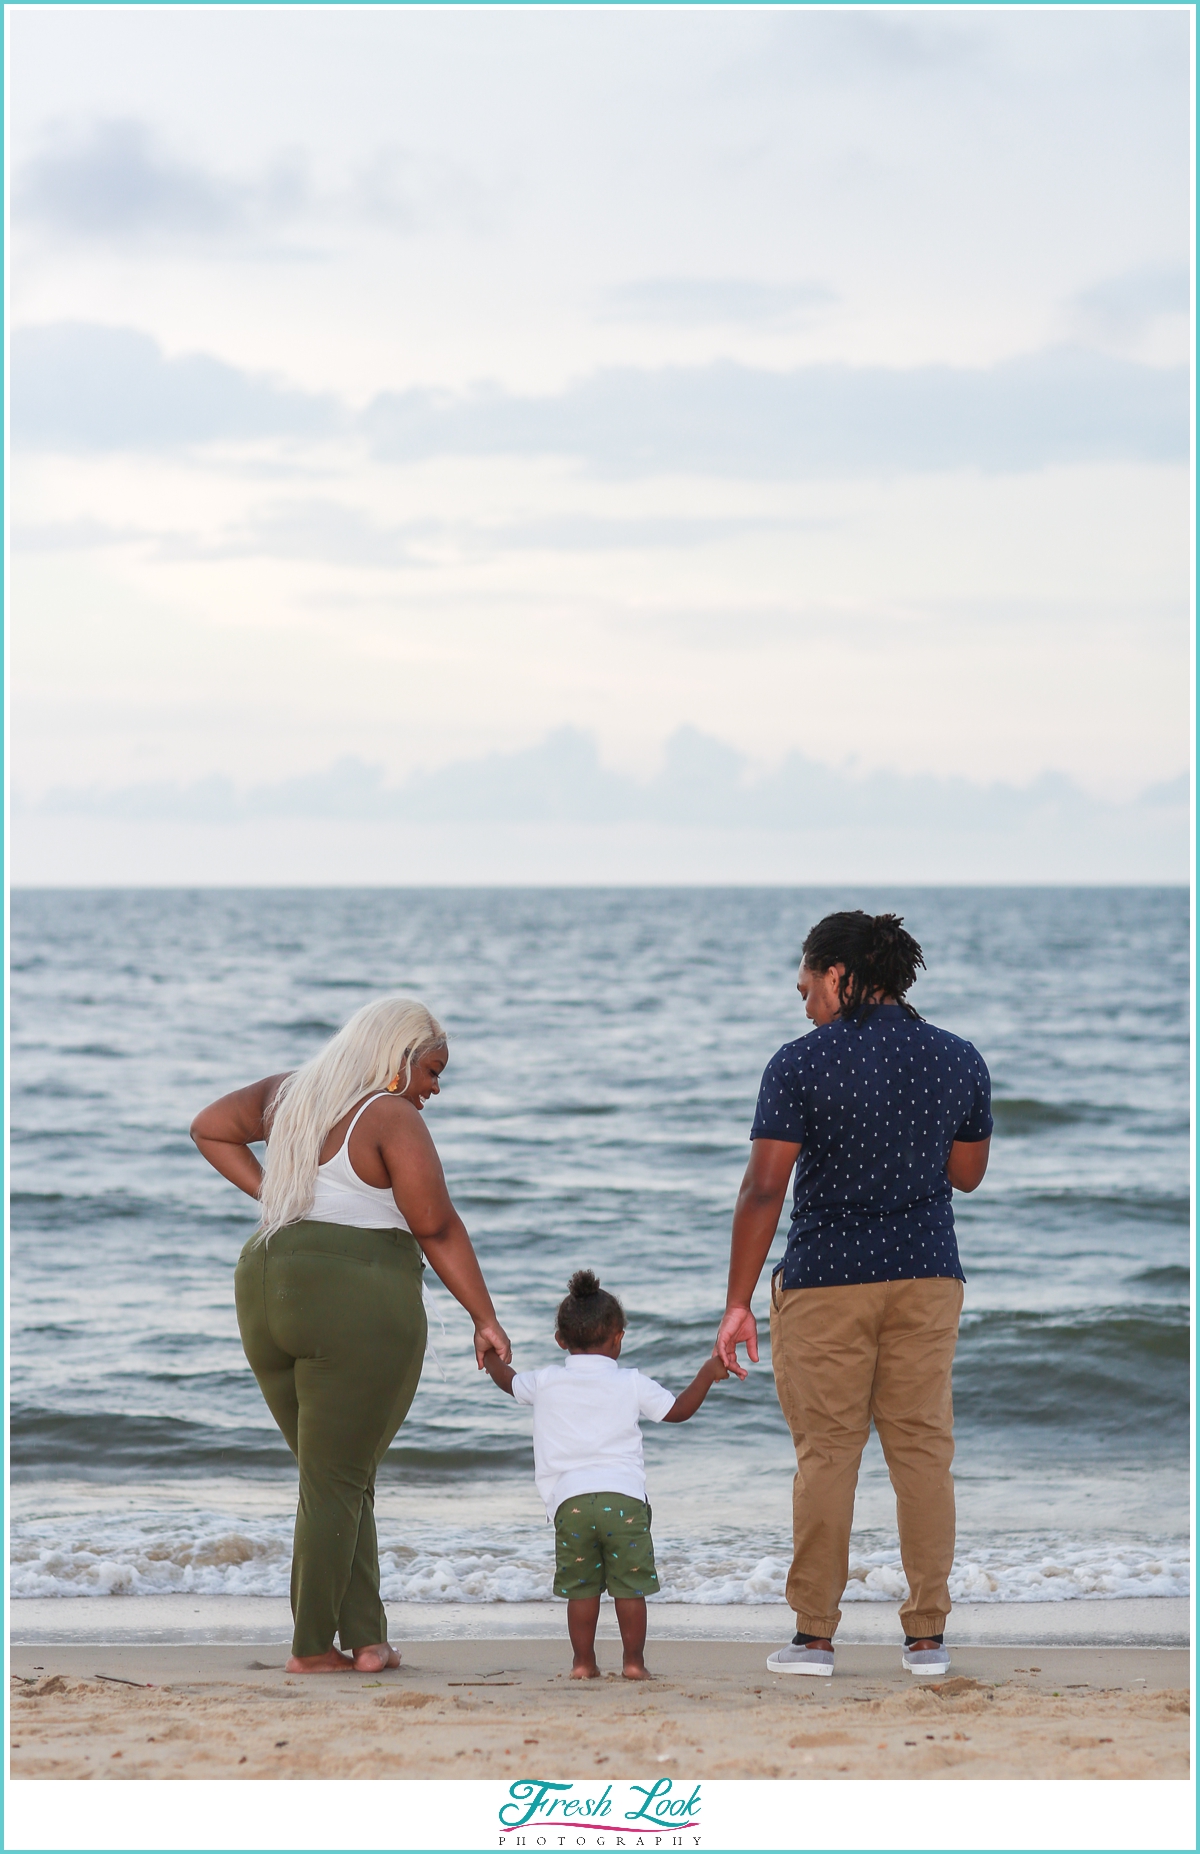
[{"left": 8, "top": 6, "right": 1192, "bottom": 876}]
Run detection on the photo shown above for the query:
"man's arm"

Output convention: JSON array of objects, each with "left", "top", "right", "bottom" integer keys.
[
  {"left": 713, "top": 1137, "right": 801, "bottom": 1378},
  {"left": 662, "top": 1356, "right": 729, "bottom": 1423},
  {"left": 482, "top": 1348, "right": 517, "bottom": 1395},
  {"left": 947, "top": 1136, "right": 990, "bottom": 1192}
]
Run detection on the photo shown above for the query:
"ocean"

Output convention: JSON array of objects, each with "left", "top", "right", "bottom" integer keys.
[{"left": 9, "top": 887, "right": 1190, "bottom": 1616}]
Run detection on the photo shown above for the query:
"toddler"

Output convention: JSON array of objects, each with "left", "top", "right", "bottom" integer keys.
[{"left": 483, "top": 1268, "right": 727, "bottom": 1679}]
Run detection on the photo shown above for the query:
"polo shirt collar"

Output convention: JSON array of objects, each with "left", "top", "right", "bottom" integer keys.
[{"left": 564, "top": 1354, "right": 619, "bottom": 1373}]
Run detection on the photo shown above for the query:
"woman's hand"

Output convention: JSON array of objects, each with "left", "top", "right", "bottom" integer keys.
[
  {"left": 474, "top": 1320, "right": 512, "bottom": 1369},
  {"left": 714, "top": 1305, "right": 759, "bottom": 1379}
]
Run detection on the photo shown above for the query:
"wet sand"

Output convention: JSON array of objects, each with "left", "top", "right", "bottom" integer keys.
[{"left": 9, "top": 1640, "right": 1189, "bottom": 1781}]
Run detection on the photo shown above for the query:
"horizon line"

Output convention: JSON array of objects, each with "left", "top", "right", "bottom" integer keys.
[{"left": 11, "top": 879, "right": 1190, "bottom": 894}]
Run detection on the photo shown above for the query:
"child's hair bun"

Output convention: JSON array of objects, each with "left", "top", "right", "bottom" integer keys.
[{"left": 557, "top": 1269, "right": 624, "bottom": 1349}]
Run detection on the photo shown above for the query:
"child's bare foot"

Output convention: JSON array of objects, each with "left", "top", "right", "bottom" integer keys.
[
  {"left": 285, "top": 1648, "right": 355, "bottom": 1673},
  {"left": 613, "top": 1597, "right": 649, "bottom": 1681},
  {"left": 353, "top": 1643, "right": 400, "bottom": 1672},
  {"left": 566, "top": 1596, "right": 602, "bottom": 1678}
]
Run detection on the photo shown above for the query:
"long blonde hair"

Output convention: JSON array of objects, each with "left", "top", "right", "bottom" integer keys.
[{"left": 256, "top": 996, "right": 446, "bottom": 1240}]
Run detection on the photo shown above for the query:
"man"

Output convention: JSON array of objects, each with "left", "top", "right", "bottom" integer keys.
[{"left": 714, "top": 910, "right": 991, "bottom": 1678}]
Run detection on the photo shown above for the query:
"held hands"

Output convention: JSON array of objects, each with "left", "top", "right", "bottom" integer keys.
[
  {"left": 480, "top": 1344, "right": 517, "bottom": 1396},
  {"left": 714, "top": 1306, "right": 759, "bottom": 1380},
  {"left": 664, "top": 1349, "right": 730, "bottom": 1421},
  {"left": 474, "top": 1320, "right": 512, "bottom": 1369}
]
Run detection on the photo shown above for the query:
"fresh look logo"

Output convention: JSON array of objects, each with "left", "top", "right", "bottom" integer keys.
[{"left": 498, "top": 1779, "right": 702, "bottom": 1845}]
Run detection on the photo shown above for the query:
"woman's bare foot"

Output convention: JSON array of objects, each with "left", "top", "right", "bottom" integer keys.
[
  {"left": 622, "top": 1656, "right": 651, "bottom": 1681},
  {"left": 352, "top": 1643, "right": 401, "bottom": 1673},
  {"left": 570, "top": 1655, "right": 601, "bottom": 1680},
  {"left": 285, "top": 1648, "right": 355, "bottom": 1673}
]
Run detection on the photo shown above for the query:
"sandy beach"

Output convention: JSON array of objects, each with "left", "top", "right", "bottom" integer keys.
[{"left": 9, "top": 1639, "right": 1188, "bottom": 1782}]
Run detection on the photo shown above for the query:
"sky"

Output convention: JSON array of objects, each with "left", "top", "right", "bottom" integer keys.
[{"left": 7, "top": 5, "right": 1193, "bottom": 883}]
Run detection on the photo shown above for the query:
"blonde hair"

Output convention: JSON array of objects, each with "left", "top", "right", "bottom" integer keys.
[{"left": 255, "top": 996, "right": 446, "bottom": 1240}]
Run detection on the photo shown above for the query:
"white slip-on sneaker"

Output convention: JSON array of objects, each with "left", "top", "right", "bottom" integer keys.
[
  {"left": 903, "top": 1644, "right": 951, "bottom": 1678},
  {"left": 766, "top": 1640, "right": 834, "bottom": 1677}
]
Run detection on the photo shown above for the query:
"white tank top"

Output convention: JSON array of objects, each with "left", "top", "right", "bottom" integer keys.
[{"left": 307, "top": 1094, "right": 412, "bottom": 1231}]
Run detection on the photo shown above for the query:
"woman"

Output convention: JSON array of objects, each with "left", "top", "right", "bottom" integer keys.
[
  {"left": 714, "top": 912, "right": 991, "bottom": 1680},
  {"left": 191, "top": 997, "right": 510, "bottom": 1675}
]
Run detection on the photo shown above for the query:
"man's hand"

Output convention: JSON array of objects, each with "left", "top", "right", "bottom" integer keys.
[
  {"left": 714, "top": 1306, "right": 759, "bottom": 1379},
  {"left": 474, "top": 1320, "right": 512, "bottom": 1369}
]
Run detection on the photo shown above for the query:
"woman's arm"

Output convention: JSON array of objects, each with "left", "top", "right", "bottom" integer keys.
[
  {"left": 190, "top": 1075, "right": 290, "bottom": 1200},
  {"left": 946, "top": 1136, "right": 990, "bottom": 1192},
  {"left": 380, "top": 1108, "right": 512, "bottom": 1368},
  {"left": 713, "top": 1137, "right": 800, "bottom": 1378}
]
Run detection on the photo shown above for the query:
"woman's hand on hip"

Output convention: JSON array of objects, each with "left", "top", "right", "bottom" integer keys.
[
  {"left": 714, "top": 1306, "right": 759, "bottom": 1379},
  {"left": 474, "top": 1320, "right": 512, "bottom": 1369}
]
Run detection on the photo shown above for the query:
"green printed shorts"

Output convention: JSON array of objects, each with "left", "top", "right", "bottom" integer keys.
[{"left": 553, "top": 1491, "right": 659, "bottom": 1600}]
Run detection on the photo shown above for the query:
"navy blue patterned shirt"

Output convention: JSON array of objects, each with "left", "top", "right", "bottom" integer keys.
[{"left": 750, "top": 1004, "right": 992, "bottom": 1289}]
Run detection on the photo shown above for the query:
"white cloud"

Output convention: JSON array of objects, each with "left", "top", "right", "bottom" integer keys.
[
  {"left": 18, "top": 118, "right": 257, "bottom": 238},
  {"left": 361, "top": 349, "right": 1188, "bottom": 477},
  {"left": 6, "top": 7, "right": 1191, "bottom": 881},
  {"left": 600, "top": 278, "right": 838, "bottom": 329},
  {"left": 15, "top": 116, "right": 492, "bottom": 252},
  {"left": 11, "top": 323, "right": 339, "bottom": 450},
  {"left": 13, "top": 729, "right": 1187, "bottom": 886},
  {"left": 1071, "top": 265, "right": 1191, "bottom": 347},
  {"left": 12, "top": 323, "right": 1187, "bottom": 477}
]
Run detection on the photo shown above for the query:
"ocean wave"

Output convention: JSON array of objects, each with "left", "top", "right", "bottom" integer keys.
[
  {"left": 670, "top": 1542, "right": 1191, "bottom": 1607},
  {"left": 9, "top": 1408, "right": 294, "bottom": 1477},
  {"left": 10, "top": 1298, "right": 1188, "bottom": 1480},
  {"left": 1130, "top": 1264, "right": 1190, "bottom": 1289},
  {"left": 990, "top": 1098, "right": 1100, "bottom": 1133},
  {"left": 1010, "top": 1189, "right": 1190, "bottom": 1225},
  {"left": 8, "top": 1405, "right": 534, "bottom": 1481},
  {"left": 10, "top": 1127, "right": 105, "bottom": 1144},
  {"left": 10, "top": 1511, "right": 1189, "bottom": 1606},
  {"left": 953, "top": 1306, "right": 1189, "bottom": 1431},
  {"left": 10, "top": 888, "right": 1191, "bottom": 1606},
  {"left": 11, "top": 1190, "right": 168, "bottom": 1228}
]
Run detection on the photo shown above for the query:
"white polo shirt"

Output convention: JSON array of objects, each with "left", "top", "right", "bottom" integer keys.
[{"left": 511, "top": 1354, "right": 677, "bottom": 1520}]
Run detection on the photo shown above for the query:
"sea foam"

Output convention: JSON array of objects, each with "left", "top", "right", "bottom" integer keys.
[{"left": 10, "top": 1510, "right": 1189, "bottom": 1606}]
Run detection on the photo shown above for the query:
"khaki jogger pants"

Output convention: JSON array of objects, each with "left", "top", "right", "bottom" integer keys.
[
  {"left": 235, "top": 1221, "right": 427, "bottom": 1659},
  {"left": 769, "top": 1273, "right": 963, "bottom": 1640}
]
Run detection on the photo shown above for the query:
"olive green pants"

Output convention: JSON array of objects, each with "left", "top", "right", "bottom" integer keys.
[{"left": 235, "top": 1221, "right": 426, "bottom": 1659}]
